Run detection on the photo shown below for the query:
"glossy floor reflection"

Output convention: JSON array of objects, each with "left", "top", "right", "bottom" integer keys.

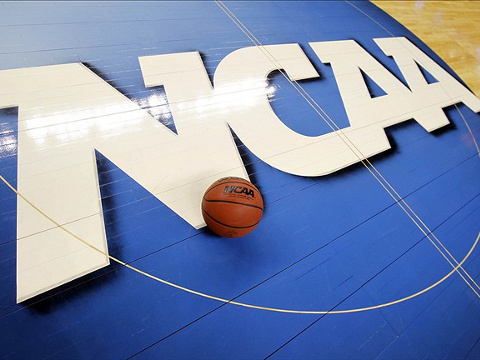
[{"left": 0, "top": 1, "right": 480, "bottom": 359}]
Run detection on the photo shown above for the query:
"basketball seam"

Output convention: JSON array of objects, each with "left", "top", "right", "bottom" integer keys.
[
  {"left": 202, "top": 207, "right": 261, "bottom": 229},
  {"left": 203, "top": 199, "right": 264, "bottom": 211}
]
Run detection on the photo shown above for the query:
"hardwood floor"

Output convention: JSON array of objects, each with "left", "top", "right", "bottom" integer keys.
[{"left": 372, "top": 0, "right": 480, "bottom": 97}]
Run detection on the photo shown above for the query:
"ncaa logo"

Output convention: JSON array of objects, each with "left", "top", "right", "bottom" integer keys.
[{"left": 0, "top": 37, "right": 478, "bottom": 302}]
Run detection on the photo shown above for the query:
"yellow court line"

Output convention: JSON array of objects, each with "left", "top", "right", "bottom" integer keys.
[
  {"left": 0, "top": 1, "right": 479, "bottom": 315},
  {"left": 2, "top": 170, "right": 480, "bottom": 314},
  {"left": 346, "top": 0, "right": 480, "bottom": 293},
  {"left": 215, "top": 0, "right": 480, "bottom": 295}
]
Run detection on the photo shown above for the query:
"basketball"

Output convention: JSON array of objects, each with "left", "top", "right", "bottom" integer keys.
[{"left": 201, "top": 177, "right": 264, "bottom": 238}]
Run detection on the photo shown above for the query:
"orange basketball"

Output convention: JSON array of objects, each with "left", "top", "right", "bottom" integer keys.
[{"left": 201, "top": 177, "right": 264, "bottom": 238}]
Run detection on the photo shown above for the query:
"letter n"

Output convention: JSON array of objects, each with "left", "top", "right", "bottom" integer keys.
[{"left": 0, "top": 61, "right": 247, "bottom": 302}]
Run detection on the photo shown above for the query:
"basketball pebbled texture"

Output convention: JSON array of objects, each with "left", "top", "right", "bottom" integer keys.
[{"left": 202, "top": 177, "right": 264, "bottom": 238}]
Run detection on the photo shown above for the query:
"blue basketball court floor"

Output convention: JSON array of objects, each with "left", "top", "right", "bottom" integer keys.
[{"left": 1, "top": 1, "right": 480, "bottom": 359}]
